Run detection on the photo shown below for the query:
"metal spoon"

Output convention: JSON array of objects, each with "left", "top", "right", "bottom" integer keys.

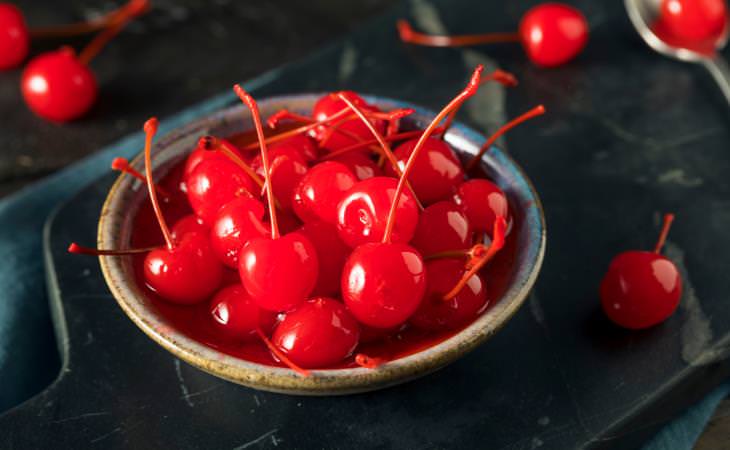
[{"left": 625, "top": 0, "right": 730, "bottom": 103}]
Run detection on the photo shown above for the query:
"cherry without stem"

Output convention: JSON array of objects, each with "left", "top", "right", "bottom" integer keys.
[
  {"left": 210, "top": 197, "right": 269, "bottom": 268},
  {"left": 453, "top": 179, "right": 510, "bottom": 238},
  {"left": 659, "top": 0, "right": 728, "bottom": 44},
  {"left": 411, "top": 201, "right": 471, "bottom": 257},
  {"left": 600, "top": 214, "right": 682, "bottom": 330},
  {"left": 186, "top": 157, "right": 257, "bottom": 225},
  {"left": 209, "top": 284, "right": 277, "bottom": 341},
  {"left": 292, "top": 161, "right": 357, "bottom": 225}
]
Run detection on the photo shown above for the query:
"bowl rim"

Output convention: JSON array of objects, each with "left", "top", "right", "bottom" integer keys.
[{"left": 97, "top": 93, "right": 546, "bottom": 395}]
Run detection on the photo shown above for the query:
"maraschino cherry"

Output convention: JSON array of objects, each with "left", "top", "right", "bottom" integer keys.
[
  {"left": 234, "top": 85, "right": 318, "bottom": 312},
  {"left": 209, "top": 196, "right": 269, "bottom": 268},
  {"left": 209, "top": 284, "right": 277, "bottom": 341},
  {"left": 292, "top": 161, "right": 357, "bottom": 224},
  {"left": 600, "top": 214, "right": 683, "bottom": 330},
  {"left": 398, "top": 3, "right": 589, "bottom": 67},
  {"left": 298, "top": 220, "right": 350, "bottom": 297},
  {"left": 330, "top": 152, "right": 382, "bottom": 180},
  {"left": 342, "top": 65, "right": 484, "bottom": 328},
  {"left": 0, "top": 0, "right": 144, "bottom": 70},
  {"left": 272, "top": 297, "right": 360, "bottom": 368},
  {"left": 411, "top": 201, "right": 471, "bottom": 256},
  {"left": 20, "top": 0, "right": 149, "bottom": 121},
  {"left": 250, "top": 142, "right": 309, "bottom": 210},
  {"left": 312, "top": 91, "right": 386, "bottom": 152},
  {"left": 171, "top": 214, "right": 208, "bottom": 242},
  {"left": 183, "top": 136, "right": 246, "bottom": 181},
  {"left": 658, "top": 0, "right": 728, "bottom": 44},
  {"left": 453, "top": 179, "right": 510, "bottom": 238}
]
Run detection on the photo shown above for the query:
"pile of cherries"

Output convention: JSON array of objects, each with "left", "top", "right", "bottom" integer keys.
[{"left": 72, "top": 65, "right": 549, "bottom": 374}]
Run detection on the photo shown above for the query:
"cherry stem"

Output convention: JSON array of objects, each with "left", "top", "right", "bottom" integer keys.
[
  {"left": 68, "top": 242, "right": 159, "bottom": 256},
  {"left": 111, "top": 157, "right": 172, "bottom": 199},
  {"left": 255, "top": 328, "right": 311, "bottom": 377},
  {"left": 443, "top": 216, "right": 507, "bottom": 301},
  {"left": 355, "top": 353, "right": 386, "bottom": 369},
  {"left": 267, "top": 109, "right": 314, "bottom": 128},
  {"left": 397, "top": 19, "right": 520, "bottom": 47},
  {"left": 465, "top": 105, "right": 546, "bottom": 172},
  {"left": 77, "top": 0, "right": 149, "bottom": 65},
  {"left": 28, "top": 0, "right": 148, "bottom": 38},
  {"left": 320, "top": 128, "right": 445, "bottom": 160},
  {"left": 654, "top": 213, "right": 675, "bottom": 254},
  {"left": 142, "top": 118, "right": 174, "bottom": 250},
  {"left": 337, "top": 94, "right": 423, "bottom": 210},
  {"left": 440, "top": 69, "right": 519, "bottom": 139},
  {"left": 382, "top": 65, "right": 484, "bottom": 244},
  {"left": 234, "top": 85, "right": 280, "bottom": 240}
]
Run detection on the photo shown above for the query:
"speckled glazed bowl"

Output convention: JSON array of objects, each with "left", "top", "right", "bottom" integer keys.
[{"left": 98, "top": 94, "right": 546, "bottom": 395}]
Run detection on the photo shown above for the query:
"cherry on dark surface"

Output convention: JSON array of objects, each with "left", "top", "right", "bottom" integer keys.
[
  {"left": 336, "top": 176, "right": 420, "bottom": 248},
  {"left": 397, "top": 3, "right": 588, "bottom": 67},
  {"left": 210, "top": 197, "right": 269, "bottom": 268},
  {"left": 329, "top": 152, "right": 382, "bottom": 180},
  {"left": 453, "top": 179, "right": 510, "bottom": 237},
  {"left": 292, "top": 161, "right": 357, "bottom": 224},
  {"left": 600, "top": 214, "right": 683, "bottom": 330},
  {"left": 170, "top": 214, "right": 208, "bottom": 243},
  {"left": 0, "top": 3, "right": 29, "bottom": 70},
  {"left": 658, "top": 0, "right": 728, "bottom": 43},
  {"left": 411, "top": 201, "right": 471, "bottom": 256},
  {"left": 186, "top": 157, "right": 257, "bottom": 225},
  {"left": 139, "top": 118, "right": 223, "bottom": 304},
  {"left": 19, "top": 0, "right": 149, "bottom": 121},
  {"left": 298, "top": 220, "right": 350, "bottom": 297},
  {"left": 312, "top": 91, "right": 385, "bottom": 152},
  {"left": 410, "top": 258, "right": 487, "bottom": 331},
  {"left": 209, "top": 284, "right": 277, "bottom": 341},
  {"left": 386, "top": 136, "right": 465, "bottom": 205},
  {"left": 234, "top": 85, "right": 319, "bottom": 313},
  {"left": 272, "top": 297, "right": 360, "bottom": 368}
]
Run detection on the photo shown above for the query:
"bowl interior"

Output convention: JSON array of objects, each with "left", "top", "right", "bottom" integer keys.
[{"left": 98, "top": 94, "right": 545, "bottom": 395}]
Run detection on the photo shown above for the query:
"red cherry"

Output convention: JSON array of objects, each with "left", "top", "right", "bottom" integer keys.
[
  {"left": 600, "top": 214, "right": 682, "bottom": 330},
  {"left": 251, "top": 147, "right": 308, "bottom": 210},
  {"left": 342, "top": 242, "right": 426, "bottom": 328},
  {"left": 171, "top": 214, "right": 208, "bottom": 242},
  {"left": 186, "top": 158, "right": 256, "bottom": 225},
  {"left": 336, "top": 177, "right": 419, "bottom": 247},
  {"left": 330, "top": 152, "right": 382, "bottom": 180},
  {"left": 386, "top": 137, "right": 464, "bottom": 205},
  {"left": 269, "top": 134, "right": 319, "bottom": 163},
  {"left": 272, "top": 298, "right": 360, "bottom": 368},
  {"left": 209, "top": 284, "right": 277, "bottom": 341},
  {"left": 518, "top": 3, "right": 589, "bottom": 67},
  {"left": 659, "top": 0, "right": 728, "bottom": 43},
  {"left": 292, "top": 161, "right": 357, "bottom": 224},
  {"left": 312, "top": 91, "right": 386, "bottom": 152},
  {"left": 0, "top": 3, "right": 29, "bottom": 70},
  {"left": 138, "top": 119, "right": 223, "bottom": 304},
  {"left": 21, "top": 48, "right": 98, "bottom": 122},
  {"left": 298, "top": 221, "right": 350, "bottom": 297},
  {"left": 411, "top": 201, "right": 471, "bottom": 256},
  {"left": 233, "top": 85, "right": 319, "bottom": 313},
  {"left": 410, "top": 258, "right": 487, "bottom": 331},
  {"left": 210, "top": 197, "right": 269, "bottom": 268},
  {"left": 183, "top": 138, "right": 245, "bottom": 180},
  {"left": 398, "top": 3, "right": 588, "bottom": 67},
  {"left": 453, "top": 179, "right": 510, "bottom": 237}
]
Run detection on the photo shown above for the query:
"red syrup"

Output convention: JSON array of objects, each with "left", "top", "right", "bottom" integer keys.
[{"left": 127, "top": 135, "right": 520, "bottom": 370}]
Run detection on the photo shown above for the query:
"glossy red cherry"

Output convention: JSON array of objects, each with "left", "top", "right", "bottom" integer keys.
[
  {"left": 410, "top": 259, "right": 487, "bottom": 331},
  {"left": 342, "top": 242, "right": 426, "bottom": 328},
  {"left": 411, "top": 201, "right": 471, "bottom": 256},
  {"left": 183, "top": 137, "right": 245, "bottom": 180},
  {"left": 330, "top": 152, "right": 382, "bottom": 180},
  {"left": 251, "top": 146, "right": 308, "bottom": 210},
  {"left": 21, "top": 48, "right": 98, "bottom": 122},
  {"left": 272, "top": 298, "right": 360, "bottom": 368},
  {"left": 292, "top": 161, "right": 357, "bottom": 224},
  {"left": 336, "top": 176, "right": 419, "bottom": 247},
  {"left": 453, "top": 179, "right": 510, "bottom": 237},
  {"left": 269, "top": 133, "right": 319, "bottom": 163},
  {"left": 386, "top": 137, "right": 464, "bottom": 205},
  {"left": 600, "top": 214, "right": 682, "bottom": 330},
  {"left": 138, "top": 119, "right": 223, "bottom": 304},
  {"left": 170, "top": 214, "right": 208, "bottom": 242},
  {"left": 186, "top": 158, "right": 256, "bottom": 225},
  {"left": 298, "top": 220, "right": 350, "bottom": 297},
  {"left": 519, "top": 3, "right": 589, "bottom": 67},
  {"left": 312, "top": 91, "right": 386, "bottom": 152},
  {"left": 209, "top": 284, "right": 277, "bottom": 341},
  {"left": 659, "top": 0, "right": 728, "bottom": 43},
  {"left": 210, "top": 197, "right": 269, "bottom": 268},
  {"left": 0, "top": 3, "right": 29, "bottom": 70},
  {"left": 234, "top": 85, "right": 319, "bottom": 313}
]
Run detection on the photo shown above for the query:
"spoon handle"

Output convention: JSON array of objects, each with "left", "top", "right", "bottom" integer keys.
[{"left": 702, "top": 56, "right": 730, "bottom": 105}]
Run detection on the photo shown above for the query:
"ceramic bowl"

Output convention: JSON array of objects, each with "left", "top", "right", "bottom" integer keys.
[{"left": 98, "top": 94, "right": 545, "bottom": 395}]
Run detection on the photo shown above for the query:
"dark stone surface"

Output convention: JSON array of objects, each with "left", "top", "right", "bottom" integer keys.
[{"left": 2, "top": 0, "right": 730, "bottom": 449}]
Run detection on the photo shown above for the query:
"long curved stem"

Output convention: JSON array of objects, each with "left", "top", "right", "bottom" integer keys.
[
  {"left": 28, "top": 0, "right": 147, "bottom": 38},
  {"left": 68, "top": 242, "right": 159, "bottom": 255},
  {"left": 397, "top": 19, "right": 520, "bottom": 47},
  {"left": 142, "top": 118, "right": 174, "bottom": 250},
  {"left": 382, "top": 65, "right": 484, "bottom": 244},
  {"left": 77, "top": 0, "right": 149, "bottom": 65},
  {"left": 256, "top": 329, "right": 311, "bottom": 377}
]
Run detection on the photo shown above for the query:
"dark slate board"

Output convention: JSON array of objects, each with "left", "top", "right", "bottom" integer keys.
[{"left": 3, "top": 0, "right": 730, "bottom": 448}]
